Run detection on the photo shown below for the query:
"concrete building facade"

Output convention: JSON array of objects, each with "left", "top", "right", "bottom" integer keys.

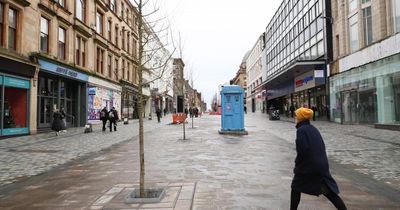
[
  {"left": 246, "top": 34, "right": 265, "bottom": 113},
  {"left": 329, "top": 0, "right": 400, "bottom": 127}
]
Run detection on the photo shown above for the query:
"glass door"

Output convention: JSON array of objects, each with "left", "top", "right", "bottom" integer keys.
[
  {"left": 38, "top": 97, "right": 54, "bottom": 128},
  {"left": 341, "top": 90, "right": 359, "bottom": 124}
]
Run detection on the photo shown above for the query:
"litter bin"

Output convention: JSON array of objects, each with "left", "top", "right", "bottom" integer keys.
[{"left": 269, "top": 108, "right": 280, "bottom": 120}]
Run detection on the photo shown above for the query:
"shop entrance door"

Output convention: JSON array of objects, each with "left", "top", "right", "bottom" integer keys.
[
  {"left": 341, "top": 91, "right": 358, "bottom": 124},
  {"left": 38, "top": 97, "right": 54, "bottom": 128},
  {"left": 358, "top": 89, "right": 377, "bottom": 124}
]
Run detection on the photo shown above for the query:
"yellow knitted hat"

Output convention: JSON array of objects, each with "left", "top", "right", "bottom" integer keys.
[{"left": 295, "top": 107, "right": 314, "bottom": 122}]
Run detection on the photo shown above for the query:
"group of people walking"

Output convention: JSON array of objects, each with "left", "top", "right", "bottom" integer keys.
[{"left": 99, "top": 107, "right": 119, "bottom": 132}]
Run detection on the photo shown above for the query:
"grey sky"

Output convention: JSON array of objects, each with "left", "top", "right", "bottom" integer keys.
[{"left": 161, "top": 0, "right": 283, "bottom": 109}]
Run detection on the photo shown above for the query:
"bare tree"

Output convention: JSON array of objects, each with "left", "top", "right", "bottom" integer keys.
[{"left": 132, "top": 0, "right": 175, "bottom": 198}]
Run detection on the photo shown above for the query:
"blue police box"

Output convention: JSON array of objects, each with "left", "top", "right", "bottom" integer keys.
[{"left": 219, "top": 85, "right": 248, "bottom": 135}]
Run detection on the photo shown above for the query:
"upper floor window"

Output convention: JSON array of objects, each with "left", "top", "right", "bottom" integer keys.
[
  {"left": 349, "top": 0, "right": 357, "bottom": 13},
  {"left": 96, "top": 11, "right": 103, "bottom": 35},
  {"left": 58, "top": 0, "right": 65, "bottom": 7},
  {"left": 76, "top": 0, "right": 85, "bottom": 22},
  {"left": 110, "top": 0, "right": 116, "bottom": 12},
  {"left": 75, "top": 36, "right": 86, "bottom": 67},
  {"left": 58, "top": 27, "right": 66, "bottom": 60},
  {"left": 126, "top": 9, "right": 129, "bottom": 22},
  {"left": 394, "top": 0, "right": 400, "bottom": 32},
  {"left": 121, "top": 2, "right": 124, "bottom": 19},
  {"left": 114, "top": 58, "right": 119, "bottom": 80},
  {"left": 107, "top": 20, "right": 112, "bottom": 41},
  {"left": 40, "top": 17, "right": 49, "bottom": 53},
  {"left": 362, "top": 6, "right": 373, "bottom": 46},
  {"left": 122, "top": 59, "right": 125, "bottom": 79},
  {"left": 349, "top": 14, "right": 359, "bottom": 52},
  {"left": 96, "top": 47, "right": 104, "bottom": 74},
  {"left": 0, "top": 3, "right": 3, "bottom": 46},
  {"left": 115, "top": 26, "right": 118, "bottom": 47},
  {"left": 127, "top": 33, "right": 130, "bottom": 53},
  {"left": 121, "top": 30, "right": 125, "bottom": 50},
  {"left": 107, "top": 54, "right": 112, "bottom": 78},
  {"left": 8, "top": 8, "right": 17, "bottom": 50}
]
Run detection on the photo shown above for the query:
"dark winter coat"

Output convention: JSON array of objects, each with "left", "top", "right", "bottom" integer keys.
[
  {"left": 291, "top": 120, "right": 339, "bottom": 196},
  {"left": 51, "top": 112, "right": 63, "bottom": 132},
  {"left": 100, "top": 109, "right": 109, "bottom": 121},
  {"left": 108, "top": 109, "right": 119, "bottom": 121}
]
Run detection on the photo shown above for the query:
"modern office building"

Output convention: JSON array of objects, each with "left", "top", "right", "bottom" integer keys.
[{"left": 262, "top": 0, "right": 332, "bottom": 119}]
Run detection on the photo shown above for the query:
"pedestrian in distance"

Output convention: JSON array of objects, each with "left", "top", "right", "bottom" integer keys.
[
  {"left": 163, "top": 108, "right": 167, "bottom": 116},
  {"left": 290, "top": 104, "right": 295, "bottom": 118},
  {"left": 244, "top": 106, "right": 247, "bottom": 114},
  {"left": 311, "top": 105, "right": 317, "bottom": 121},
  {"left": 100, "top": 107, "right": 108, "bottom": 131},
  {"left": 51, "top": 108, "right": 63, "bottom": 136},
  {"left": 59, "top": 107, "right": 67, "bottom": 133},
  {"left": 156, "top": 107, "right": 162, "bottom": 123},
  {"left": 189, "top": 107, "right": 193, "bottom": 118},
  {"left": 108, "top": 107, "right": 119, "bottom": 132},
  {"left": 291, "top": 107, "right": 347, "bottom": 210}
]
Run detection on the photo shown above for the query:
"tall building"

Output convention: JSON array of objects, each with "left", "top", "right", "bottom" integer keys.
[
  {"left": 0, "top": 0, "right": 144, "bottom": 136},
  {"left": 329, "top": 0, "right": 400, "bottom": 127},
  {"left": 246, "top": 34, "right": 265, "bottom": 113},
  {"left": 262, "top": 0, "right": 332, "bottom": 118}
]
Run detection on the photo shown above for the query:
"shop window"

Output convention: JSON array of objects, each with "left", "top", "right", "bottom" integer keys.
[
  {"left": 4, "top": 87, "right": 27, "bottom": 128},
  {"left": 40, "top": 17, "right": 49, "bottom": 53},
  {"left": 58, "top": 27, "right": 66, "bottom": 60},
  {"left": 8, "top": 8, "right": 17, "bottom": 50}
]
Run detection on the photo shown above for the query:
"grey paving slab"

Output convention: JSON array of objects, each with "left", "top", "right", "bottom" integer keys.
[{"left": 0, "top": 114, "right": 399, "bottom": 209}]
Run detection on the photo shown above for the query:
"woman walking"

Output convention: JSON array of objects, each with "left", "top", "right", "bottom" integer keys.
[
  {"left": 51, "top": 109, "right": 63, "bottom": 136},
  {"left": 291, "top": 107, "right": 347, "bottom": 210}
]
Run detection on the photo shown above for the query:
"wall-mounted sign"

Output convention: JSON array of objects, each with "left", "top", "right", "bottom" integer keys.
[
  {"left": 39, "top": 59, "right": 89, "bottom": 82},
  {"left": 3, "top": 76, "right": 30, "bottom": 89},
  {"left": 294, "top": 71, "right": 316, "bottom": 92}
]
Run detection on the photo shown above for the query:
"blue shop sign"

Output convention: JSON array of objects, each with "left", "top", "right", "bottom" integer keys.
[
  {"left": 2, "top": 128, "right": 29, "bottom": 136},
  {"left": 3, "top": 76, "right": 30, "bottom": 89},
  {"left": 39, "top": 59, "right": 89, "bottom": 82},
  {"left": 88, "top": 87, "right": 97, "bottom": 95}
]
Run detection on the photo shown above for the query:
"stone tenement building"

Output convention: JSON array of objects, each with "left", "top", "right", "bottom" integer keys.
[
  {"left": 0, "top": 0, "right": 139, "bottom": 136},
  {"left": 329, "top": 0, "right": 400, "bottom": 127}
]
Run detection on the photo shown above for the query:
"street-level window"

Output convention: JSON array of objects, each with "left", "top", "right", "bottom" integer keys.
[
  {"left": 349, "top": 14, "right": 359, "bottom": 52},
  {"left": 0, "top": 3, "right": 3, "bottom": 46},
  {"left": 96, "top": 11, "right": 103, "bottom": 35},
  {"left": 363, "top": 6, "right": 373, "bottom": 46},
  {"left": 8, "top": 8, "right": 17, "bottom": 50},
  {"left": 76, "top": 0, "right": 85, "bottom": 22},
  {"left": 58, "top": 27, "right": 66, "bottom": 60}
]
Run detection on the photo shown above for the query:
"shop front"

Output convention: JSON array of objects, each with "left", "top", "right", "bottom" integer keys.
[
  {"left": 37, "top": 59, "right": 88, "bottom": 129},
  {"left": 330, "top": 54, "right": 400, "bottom": 125},
  {"left": 87, "top": 77, "right": 121, "bottom": 121},
  {"left": 121, "top": 82, "right": 138, "bottom": 119},
  {"left": 0, "top": 55, "right": 36, "bottom": 136}
]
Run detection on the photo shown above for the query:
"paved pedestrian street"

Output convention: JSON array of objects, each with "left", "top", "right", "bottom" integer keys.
[{"left": 0, "top": 114, "right": 400, "bottom": 209}]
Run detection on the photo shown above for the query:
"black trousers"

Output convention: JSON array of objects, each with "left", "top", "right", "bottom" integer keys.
[
  {"left": 290, "top": 184, "right": 347, "bottom": 210},
  {"left": 102, "top": 120, "right": 107, "bottom": 131},
  {"left": 109, "top": 120, "right": 117, "bottom": 132}
]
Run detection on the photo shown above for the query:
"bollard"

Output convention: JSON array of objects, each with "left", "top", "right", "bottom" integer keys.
[{"left": 84, "top": 123, "right": 93, "bottom": 133}]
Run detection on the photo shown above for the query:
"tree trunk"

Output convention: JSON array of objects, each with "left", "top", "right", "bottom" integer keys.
[{"left": 138, "top": 0, "right": 145, "bottom": 198}]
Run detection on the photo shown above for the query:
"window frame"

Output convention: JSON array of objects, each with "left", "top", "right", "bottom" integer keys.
[
  {"left": 96, "top": 10, "right": 104, "bottom": 35},
  {"left": 40, "top": 16, "right": 49, "bottom": 53},
  {"left": 8, "top": 7, "right": 17, "bottom": 50},
  {"left": 58, "top": 26, "right": 66, "bottom": 60},
  {"left": 75, "top": 0, "right": 86, "bottom": 23},
  {"left": 0, "top": 3, "right": 4, "bottom": 47},
  {"left": 362, "top": 6, "right": 373, "bottom": 46}
]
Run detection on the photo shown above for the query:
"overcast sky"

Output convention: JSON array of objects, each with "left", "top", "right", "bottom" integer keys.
[{"left": 158, "top": 0, "right": 283, "bottom": 109}]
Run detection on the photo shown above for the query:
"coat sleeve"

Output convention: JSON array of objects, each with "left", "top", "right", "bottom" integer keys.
[{"left": 295, "top": 129, "right": 309, "bottom": 163}]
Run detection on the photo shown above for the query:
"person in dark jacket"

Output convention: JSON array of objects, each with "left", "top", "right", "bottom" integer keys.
[
  {"left": 155, "top": 107, "right": 162, "bottom": 123},
  {"left": 291, "top": 107, "right": 347, "bottom": 210},
  {"left": 51, "top": 109, "right": 63, "bottom": 136},
  {"left": 108, "top": 107, "right": 119, "bottom": 132},
  {"left": 100, "top": 107, "right": 108, "bottom": 131}
]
